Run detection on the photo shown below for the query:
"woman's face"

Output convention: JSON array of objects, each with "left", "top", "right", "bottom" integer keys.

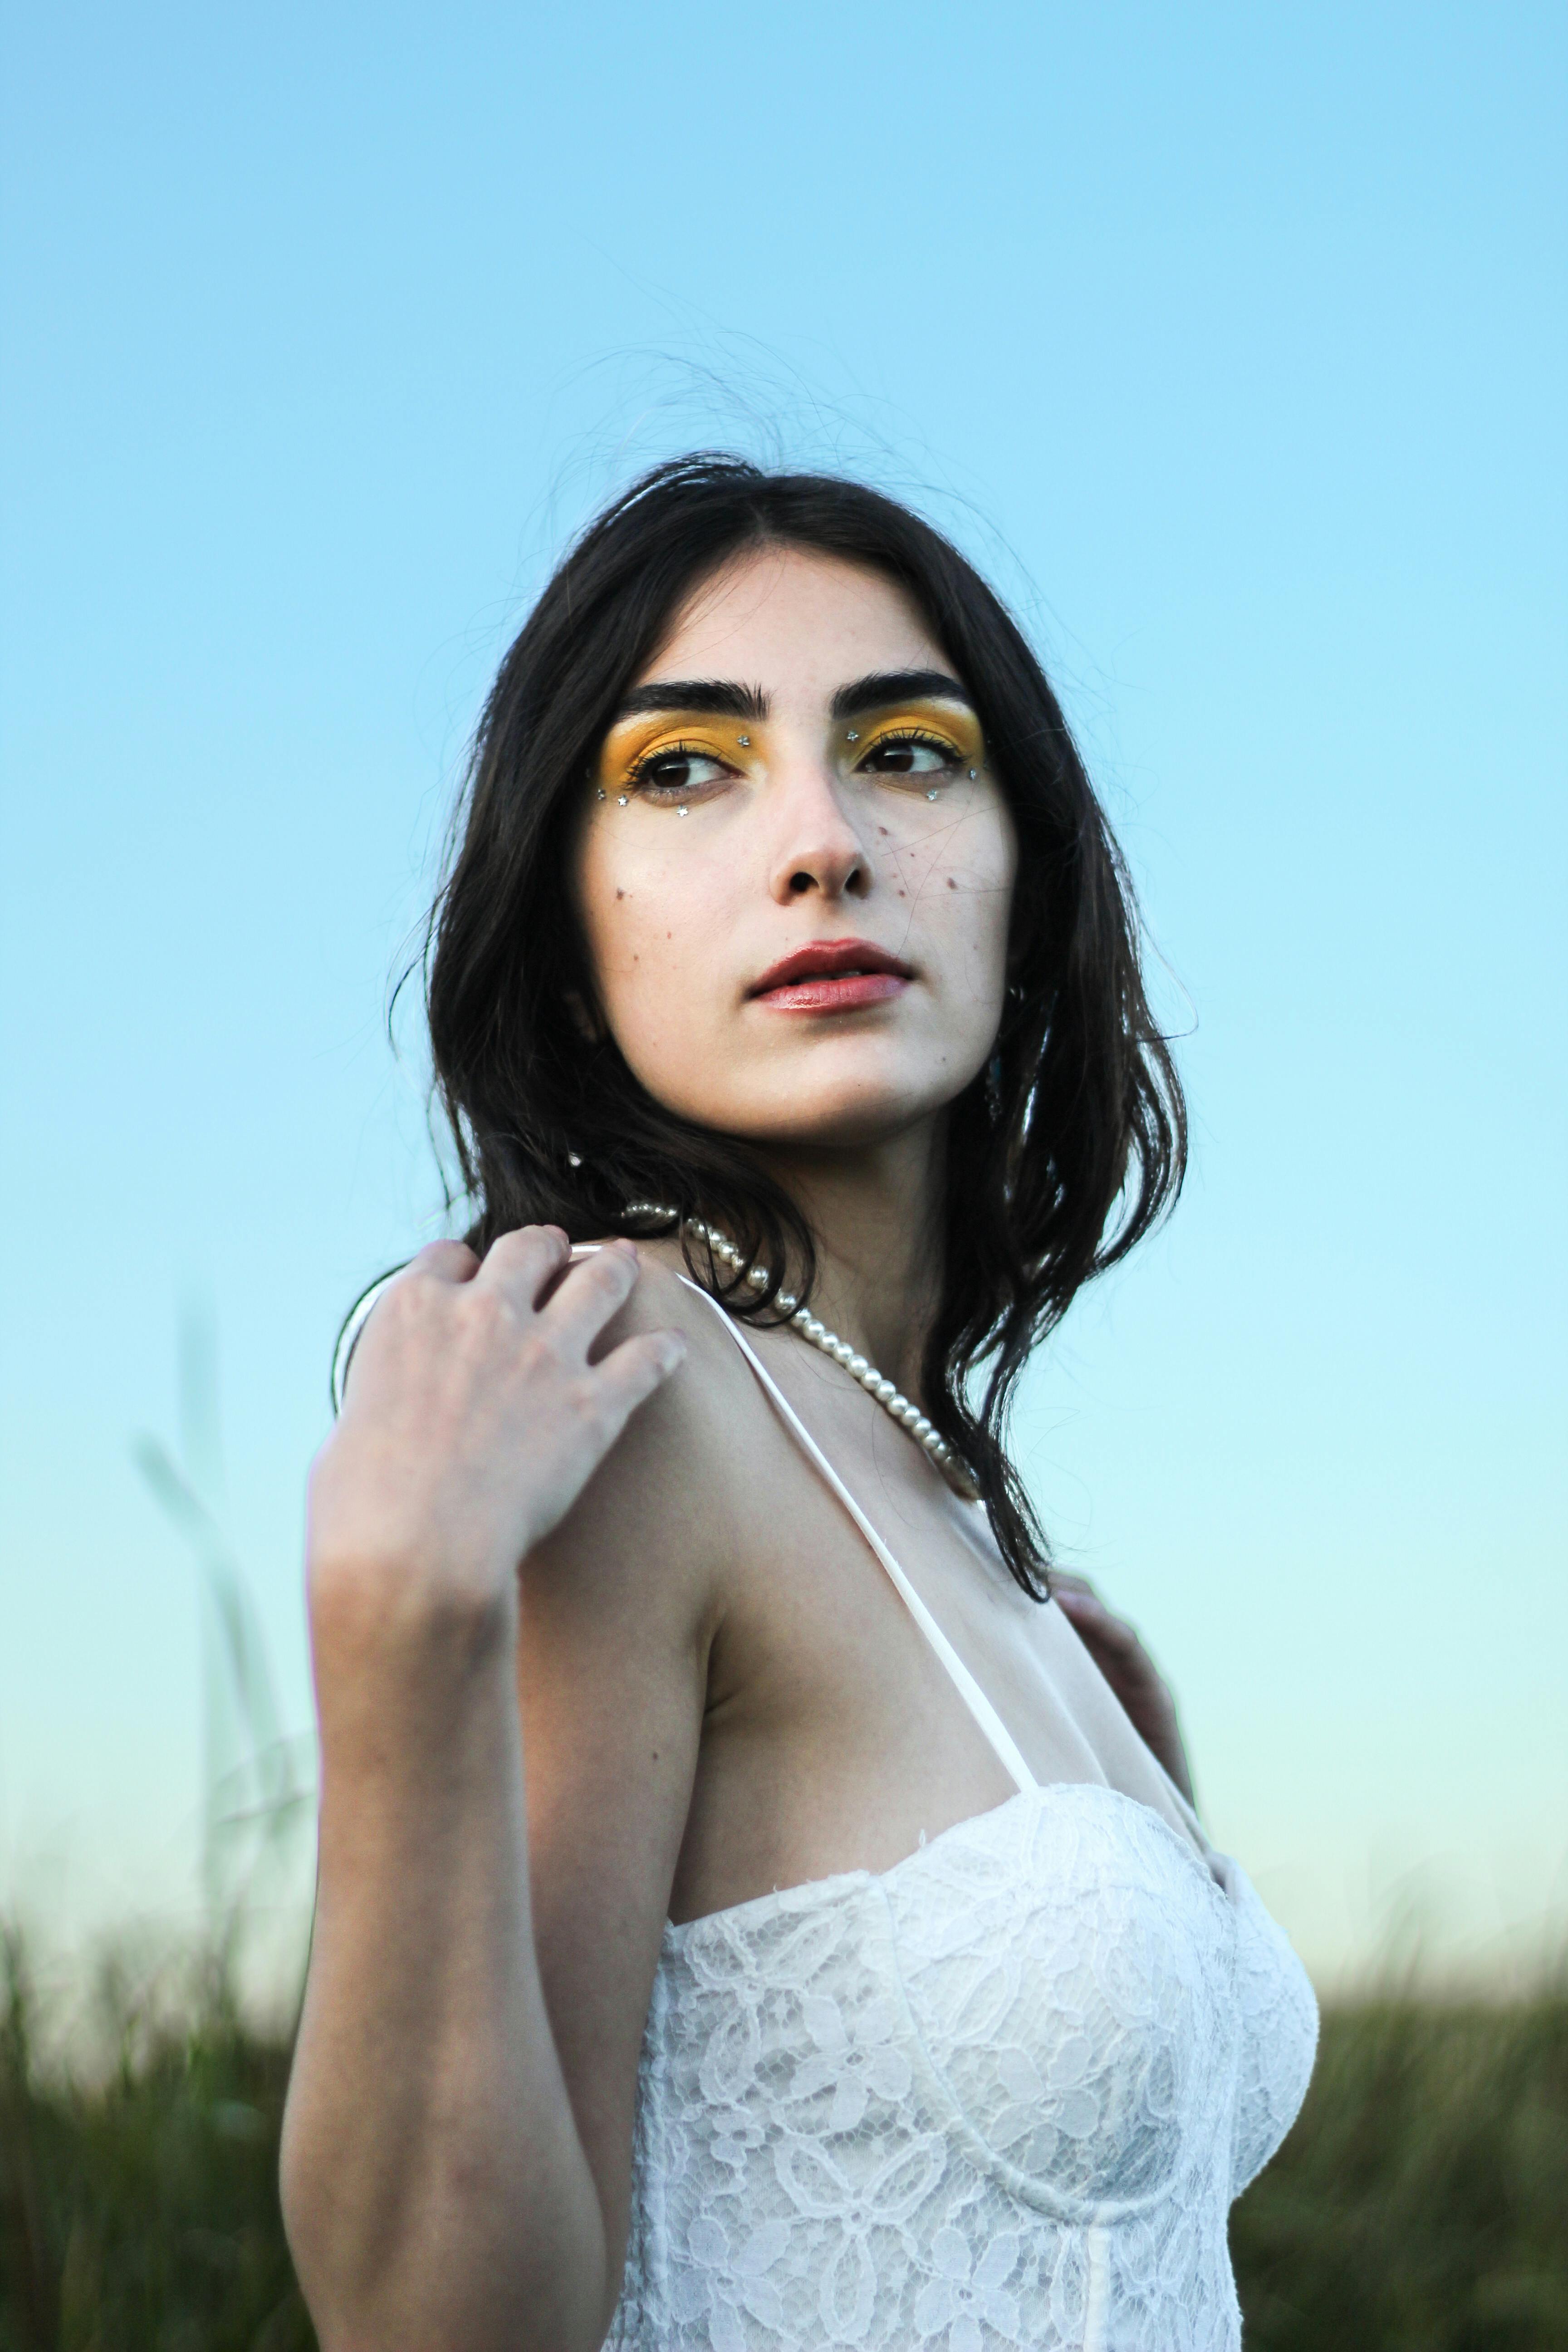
[{"left": 573, "top": 544, "right": 1018, "bottom": 1152}]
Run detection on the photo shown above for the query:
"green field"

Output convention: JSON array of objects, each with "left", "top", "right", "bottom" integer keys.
[{"left": 2, "top": 1927, "right": 1563, "bottom": 2352}]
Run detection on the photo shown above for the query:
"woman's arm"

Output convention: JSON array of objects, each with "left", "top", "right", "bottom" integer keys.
[{"left": 279, "top": 1230, "right": 701, "bottom": 2352}]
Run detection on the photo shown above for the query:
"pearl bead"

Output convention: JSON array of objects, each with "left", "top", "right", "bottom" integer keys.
[{"left": 636, "top": 1205, "right": 978, "bottom": 1498}]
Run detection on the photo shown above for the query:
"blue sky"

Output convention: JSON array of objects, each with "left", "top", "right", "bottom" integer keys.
[{"left": 3, "top": 0, "right": 1563, "bottom": 1985}]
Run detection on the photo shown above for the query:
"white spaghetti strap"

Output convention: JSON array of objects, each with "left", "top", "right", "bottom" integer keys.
[
  {"left": 330, "top": 1269, "right": 404, "bottom": 1416},
  {"left": 674, "top": 1275, "right": 1039, "bottom": 1798},
  {"left": 332, "top": 1245, "right": 1036, "bottom": 1797}
]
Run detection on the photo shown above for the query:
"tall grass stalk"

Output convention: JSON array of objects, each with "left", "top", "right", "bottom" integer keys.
[{"left": 131, "top": 1305, "right": 314, "bottom": 1965}]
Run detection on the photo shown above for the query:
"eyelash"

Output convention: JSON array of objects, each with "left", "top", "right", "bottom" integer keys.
[
  {"left": 859, "top": 727, "right": 965, "bottom": 769},
  {"left": 621, "top": 725, "right": 966, "bottom": 798},
  {"left": 625, "top": 739, "right": 733, "bottom": 797}
]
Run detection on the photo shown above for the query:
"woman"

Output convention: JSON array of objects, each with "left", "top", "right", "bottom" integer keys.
[{"left": 280, "top": 456, "right": 1317, "bottom": 2352}]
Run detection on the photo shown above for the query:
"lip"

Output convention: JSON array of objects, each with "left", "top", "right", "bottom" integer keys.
[{"left": 749, "top": 937, "right": 914, "bottom": 1015}]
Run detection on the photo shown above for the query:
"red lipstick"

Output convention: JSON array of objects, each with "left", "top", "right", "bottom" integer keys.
[{"left": 749, "top": 938, "right": 913, "bottom": 1014}]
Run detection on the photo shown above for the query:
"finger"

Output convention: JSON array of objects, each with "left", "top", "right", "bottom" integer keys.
[
  {"left": 1078, "top": 1610, "right": 1144, "bottom": 1661},
  {"left": 590, "top": 1327, "right": 688, "bottom": 1431},
  {"left": 474, "top": 1223, "right": 572, "bottom": 1307},
  {"left": 538, "top": 1240, "right": 642, "bottom": 1348},
  {"left": 1052, "top": 1579, "right": 1122, "bottom": 1625},
  {"left": 1052, "top": 1581, "right": 1114, "bottom": 1622},
  {"left": 407, "top": 1240, "right": 481, "bottom": 1285},
  {"left": 1049, "top": 1571, "right": 1099, "bottom": 1602},
  {"left": 1054, "top": 1588, "right": 1145, "bottom": 1658}
]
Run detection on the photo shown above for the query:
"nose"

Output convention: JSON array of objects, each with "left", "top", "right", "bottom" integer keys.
[{"left": 766, "top": 754, "right": 871, "bottom": 906}]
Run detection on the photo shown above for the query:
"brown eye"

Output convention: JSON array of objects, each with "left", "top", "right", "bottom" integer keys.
[
  {"left": 630, "top": 746, "right": 733, "bottom": 799},
  {"left": 859, "top": 732, "right": 958, "bottom": 779}
]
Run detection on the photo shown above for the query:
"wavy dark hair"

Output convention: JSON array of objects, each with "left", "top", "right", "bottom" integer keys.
[{"left": 423, "top": 454, "right": 1185, "bottom": 1598}]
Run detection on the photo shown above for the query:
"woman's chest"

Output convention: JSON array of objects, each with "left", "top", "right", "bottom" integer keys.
[{"left": 660, "top": 1786, "right": 1242, "bottom": 2215}]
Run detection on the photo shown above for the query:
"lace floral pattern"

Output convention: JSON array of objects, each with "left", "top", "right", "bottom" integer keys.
[{"left": 605, "top": 1784, "right": 1316, "bottom": 2351}]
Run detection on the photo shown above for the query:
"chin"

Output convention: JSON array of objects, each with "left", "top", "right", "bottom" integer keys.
[{"left": 709, "top": 1067, "right": 980, "bottom": 1152}]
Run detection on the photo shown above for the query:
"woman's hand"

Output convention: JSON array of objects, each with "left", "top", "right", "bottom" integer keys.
[
  {"left": 1050, "top": 1572, "right": 1197, "bottom": 1808},
  {"left": 308, "top": 1227, "right": 686, "bottom": 1627}
]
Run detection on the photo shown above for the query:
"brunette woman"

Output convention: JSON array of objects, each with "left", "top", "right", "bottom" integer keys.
[{"left": 281, "top": 457, "right": 1316, "bottom": 2352}]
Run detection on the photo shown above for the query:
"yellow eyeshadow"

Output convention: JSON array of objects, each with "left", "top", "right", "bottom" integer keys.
[
  {"left": 597, "top": 718, "right": 746, "bottom": 791},
  {"left": 853, "top": 702, "right": 985, "bottom": 763},
  {"left": 592, "top": 700, "right": 986, "bottom": 791}
]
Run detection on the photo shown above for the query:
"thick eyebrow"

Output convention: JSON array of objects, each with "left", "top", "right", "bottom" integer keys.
[
  {"left": 611, "top": 678, "right": 769, "bottom": 723},
  {"left": 611, "top": 668, "right": 973, "bottom": 727},
  {"left": 829, "top": 669, "right": 972, "bottom": 719}
]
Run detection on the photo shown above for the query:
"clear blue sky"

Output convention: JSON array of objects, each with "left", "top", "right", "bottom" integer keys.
[{"left": 3, "top": 0, "right": 1563, "bottom": 1985}]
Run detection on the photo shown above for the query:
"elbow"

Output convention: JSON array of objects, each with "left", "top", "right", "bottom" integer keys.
[{"left": 278, "top": 2109, "right": 616, "bottom": 2352}]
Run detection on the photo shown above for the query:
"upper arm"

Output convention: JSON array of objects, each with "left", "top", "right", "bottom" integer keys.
[{"left": 511, "top": 1261, "right": 737, "bottom": 2278}]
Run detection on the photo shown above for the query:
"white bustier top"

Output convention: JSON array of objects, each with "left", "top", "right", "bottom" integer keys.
[{"left": 594, "top": 1284, "right": 1319, "bottom": 2352}]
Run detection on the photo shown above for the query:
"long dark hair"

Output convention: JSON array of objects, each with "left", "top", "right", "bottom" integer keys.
[{"left": 424, "top": 454, "right": 1185, "bottom": 1597}]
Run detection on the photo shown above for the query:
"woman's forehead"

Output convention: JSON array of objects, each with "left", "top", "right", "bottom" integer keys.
[{"left": 639, "top": 544, "right": 951, "bottom": 697}]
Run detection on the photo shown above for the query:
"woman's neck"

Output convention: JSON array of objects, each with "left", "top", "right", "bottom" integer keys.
[{"left": 756, "top": 1118, "right": 945, "bottom": 1400}]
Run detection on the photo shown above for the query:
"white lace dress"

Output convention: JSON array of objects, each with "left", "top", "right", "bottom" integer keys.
[{"left": 598, "top": 1291, "right": 1319, "bottom": 2352}]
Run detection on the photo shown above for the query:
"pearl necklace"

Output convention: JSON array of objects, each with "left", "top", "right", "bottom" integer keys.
[{"left": 627, "top": 1205, "right": 980, "bottom": 1499}]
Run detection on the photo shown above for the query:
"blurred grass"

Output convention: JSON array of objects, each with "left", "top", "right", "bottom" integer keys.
[
  {"left": 1233, "top": 1990, "right": 1568, "bottom": 2349},
  {"left": 2, "top": 1925, "right": 1564, "bottom": 2351},
  {"left": 0, "top": 1928, "right": 312, "bottom": 2352}
]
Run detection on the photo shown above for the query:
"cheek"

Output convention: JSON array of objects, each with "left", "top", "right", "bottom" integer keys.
[
  {"left": 911, "top": 806, "right": 1018, "bottom": 984},
  {"left": 574, "top": 821, "right": 735, "bottom": 1039}
]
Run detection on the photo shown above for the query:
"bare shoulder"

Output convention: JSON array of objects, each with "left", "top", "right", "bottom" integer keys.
[{"left": 522, "top": 1242, "right": 764, "bottom": 1635}]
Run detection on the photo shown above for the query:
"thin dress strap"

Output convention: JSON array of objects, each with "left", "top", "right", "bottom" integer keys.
[
  {"left": 333, "top": 1248, "right": 1038, "bottom": 1798},
  {"left": 673, "top": 1274, "right": 1039, "bottom": 1798}
]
